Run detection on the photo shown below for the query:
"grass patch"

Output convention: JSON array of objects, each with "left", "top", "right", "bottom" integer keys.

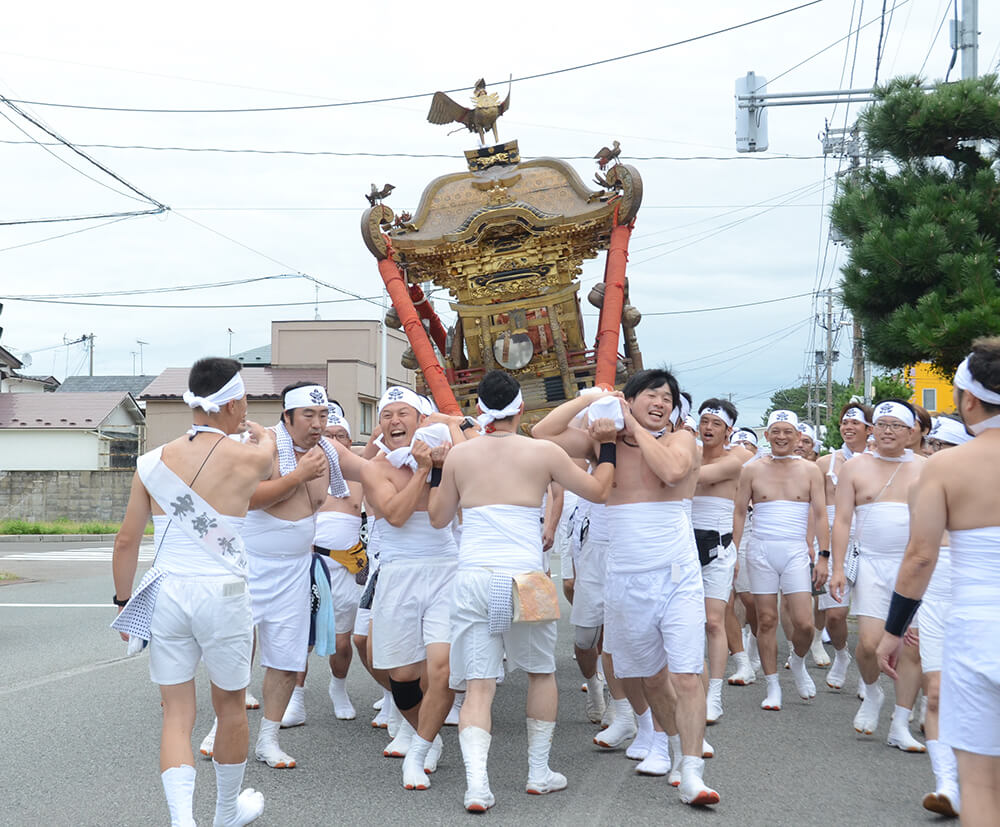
[
  {"left": 0, "top": 519, "right": 154, "bottom": 535},
  {"left": 0, "top": 570, "right": 19, "bottom": 581}
]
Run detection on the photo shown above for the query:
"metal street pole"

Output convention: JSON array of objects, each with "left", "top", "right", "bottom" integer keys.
[
  {"left": 826, "top": 292, "right": 834, "bottom": 430},
  {"left": 959, "top": 0, "right": 979, "bottom": 80}
]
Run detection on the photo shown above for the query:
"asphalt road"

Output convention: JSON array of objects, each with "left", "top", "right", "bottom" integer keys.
[{"left": 0, "top": 540, "right": 940, "bottom": 826}]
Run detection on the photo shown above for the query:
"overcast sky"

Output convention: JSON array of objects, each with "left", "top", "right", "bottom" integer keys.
[{"left": 2, "top": 0, "right": 997, "bottom": 425}]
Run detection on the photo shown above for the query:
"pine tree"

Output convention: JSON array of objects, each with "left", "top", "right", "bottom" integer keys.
[{"left": 831, "top": 75, "right": 1000, "bottom": 374}]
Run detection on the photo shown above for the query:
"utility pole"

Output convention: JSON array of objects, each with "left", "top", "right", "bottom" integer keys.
[
  {"left": 88, "top": 333, "right": 94, "bottom": 376},
  {"left": 954, "top": 0, "right": 979, "bottom": 80},
  {"left": 136, "top": 339, "right": 148, "bottom": 374},
  {"left": 825, "top": 292, "right": 834, "bottom": 427},
  {"left": 851, "top": 318, "right": 865, "bottom": 389}
]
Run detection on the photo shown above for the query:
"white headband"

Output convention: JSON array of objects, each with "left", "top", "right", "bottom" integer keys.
[
  {"left": 417, "top": 395, "right": 437, "bottom": 416},
  {"left": 669, "top": 394, "right": 692, "bottom": 426},
  {"left": 328, "top": 401, "right": 345, "bottom": 420},
  {"left": 842, "top": 407, "right": 871, "bottom": 426},
  {"left": 684, "top": 414, "right": 698, "bottom": 431},
  {"left": 766, "top": 410, "right": 799, "bottom": 429},
  {"left": 183, "top": 371, "right": 245, "bottom": 413},
  {"left": 873, "top": 401, "right": 915, "bottom": 428},
  {"left": 477, "top": 389, "right": 523, "bottom": 427},
  {"left": 954, "top": 356, "right": 1000, "bottom": 405},
  {"left": 930, "top": 416, "right": 972, "bottom": 446},
  {"left": 378, "top": 386, "right": 424, "bottom": 417},
  {"left": 731, "top": 428, "right": 758, "bottom": 447},
  {"left": 700, "top": 406, "right": 734, "bottom": 428},
  {"left": 327, "top": 414, "right": 352, "bottom": 440},
  {"left": 797, "top": 422, "right": 816, "bottom": 442},
  {"left": 284, "top": 384, "right": 328, "bottom": 411}
]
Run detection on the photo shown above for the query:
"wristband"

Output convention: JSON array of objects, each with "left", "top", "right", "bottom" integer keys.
[
  {"left": 459, "top": 416, "right": 477, "bottom": 433},
  {"left": 884, "top": 591, "right": 921, "bottom": 637},
  {"left": 112, "top": 594, "right": 129, "bottom": 607},
  {"left": 429, "top": 467, "right": 443, "bottom": 488},
  {"left": 597, "top": 442, "right": 617, "bottom": 467},
  {"left": 818, "top": 550, "right": 831, "bottom": 558}
]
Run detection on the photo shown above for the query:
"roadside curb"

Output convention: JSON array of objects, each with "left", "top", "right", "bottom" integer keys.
[{"left": 0, "top": 534, "right": 120, "bottom": 543}]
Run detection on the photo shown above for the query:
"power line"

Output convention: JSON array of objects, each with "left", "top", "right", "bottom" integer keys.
[
  {"left": 919, "top": 2, "right": 952, "bottom": 77},
  {"left": 6, "top": 2, "right": 826, "bottom": 114},
  {"left": 679, "top": 318, "right": 812, "bottom": 374},
  {"left": 0, "top": 139, "right": 825, "bottom": 162},
  {"left": 2, "top": 294, "right": 382, "bottom": 310},
  {"left": 584, "top": 291, "right": 814, "bottom": 318},
  {"left": 5, "top": 274, "right": 306, "bottom": 300},
  {"left": 0, "top": 215, "right": 136, "bottom": 251},
  {"left": 671, "top": 317, "right": 813, "bottom": 368},
  {"left": 0, "top": 94, "right": 166, "bottom": 209}
]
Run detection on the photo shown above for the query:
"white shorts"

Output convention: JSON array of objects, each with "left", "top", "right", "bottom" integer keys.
[
  {"left": 701, "top": 544, "right": 736, "bottom": 602},
  {"left": 850, "top": 554, "right": 902, "bottom": 620},
  {"left": 734, "top": 541, "right": 752, "bottom": 594},
  {"left": 329, "top": 564, "right": 362, "bottom": 636},
  {"left": 371, "top": 558, "right": 456, "bottom": 670},
  {"left": 149, "top": 574, "right": 253, "bottom": 691},
  {"left": 248, "top": 551, "right": 311, "bottom": 673},
  {"left": 448, "top": 568, "right": 557, "bottom": 690},
  {"left": 940, "top": 616, "right": 1000, "bottom": 756},
  {"left": 917, "top": 593, "right": 950, "bottom": 673},
  {"left": 818, "top": 578, "right": 852, "bottom": 611},
  {"left": 603, "top": 563, "right": 706, "bottom": 678},
  {"left": 353, "top": 606, "right": 372, "bottom": 638},
  {"left": 570, "top": 533, "right": 607, "bottom": 628},
  {"left": 747, "top": 537, "right": 811, "bottom": 595}
]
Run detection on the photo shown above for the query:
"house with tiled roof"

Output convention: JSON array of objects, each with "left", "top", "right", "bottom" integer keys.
[
  {"left": 0, "top": 392, "right": 144, "bottom": 471},
  {"left": 140, "top": 320, "right": 415, "bottom": 447}
]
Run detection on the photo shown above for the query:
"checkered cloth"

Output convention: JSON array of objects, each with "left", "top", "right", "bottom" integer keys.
[
  {"left": 488, "top": 573, "right": 514, "bottom": 636},
  {"left": 111, "top": 567, "right": 167, "bottom": 651},
  {"left": 274, "top": 421, "right": 349, "bottom": 498}
]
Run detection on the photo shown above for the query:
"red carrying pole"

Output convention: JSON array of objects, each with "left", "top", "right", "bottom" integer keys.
[
  {"left": 377, "top": 255, "right": 462, "bottom": 415},
  {"left": 408, "top": 283, "right": 448, "bottom": 355},
  {"left": 594, "top": 214, "right": 633, "bottom": 388}
]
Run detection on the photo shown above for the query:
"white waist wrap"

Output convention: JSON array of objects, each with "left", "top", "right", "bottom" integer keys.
[
  {"left": 606, "top": 500, "right": 697, "bottom": 573},
  {"left": 458, "top": 505, "right": 542, "bottom": 574},
  {"left": 242, "top": 509, "right": 315, "bottom": 557},
  {"left": 691, "top": 495, "right": 735, "bottom": 533},
  {"left": 314, "top": 511, "right": 362, "bottom": 550},
  {"left": 587, "top": 502, "right": 610, "bottom": 543},
  {"left": 948, "top": 527, "right": 1000, "bottom": 619},
  {"left": 379, "top": 511, "right": 457, "bottom": 564},
  {"left": 152, "top": 514, "right": 246, "bottom": 576},
  {"left": 855, "top": 502, "right": 910, "bottom": 558},
  {"left": 752, "top": 501, "right": 809, "bottom": 542}
]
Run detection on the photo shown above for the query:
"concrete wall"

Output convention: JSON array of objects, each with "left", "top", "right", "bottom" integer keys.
[
  {"left": 0, "top": 469, "right": 134, "bottom": 522},
  {"left": 0, "top": 430, "right": 99, "bottom": 471}
]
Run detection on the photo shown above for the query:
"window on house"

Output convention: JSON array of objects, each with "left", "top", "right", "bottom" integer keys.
[
  {"left": 922, "top": 388, "right": 937, "bottom": 411},
  {"left": 359, "top": 401, "right": 374, "bottom": 435}
]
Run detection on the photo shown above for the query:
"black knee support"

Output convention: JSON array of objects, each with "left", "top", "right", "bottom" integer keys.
[{"left": 389, "top": 678, "right": 424, "bottom": 711}]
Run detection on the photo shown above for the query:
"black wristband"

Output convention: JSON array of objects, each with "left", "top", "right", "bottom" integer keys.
[
  {"left": 429, "top": 467, "right": 443, "bottom": 488},
  {"left": 884, "top": 591, "right": 922, "bottom": 637},
  {"left": 818, "top": 549, "right": 831, "bottom": 558},
  {"left": 597, "top": 442, "right": 617, "bottom": 467},
  {"left": 459, "top": 416, "right": 476, "bottom": 432},
  {"left": 112, "top": 593, "right": 129, "bottom": 607}
]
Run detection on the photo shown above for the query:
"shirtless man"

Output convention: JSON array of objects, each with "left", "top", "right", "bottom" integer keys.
[
  {"left": 112, "top": 357, "right": 273, "bottom": 826},
  {"left": 876, "top": 340, "right": 1000, "bottom": 823},
  {"left": 279, "top": 412, "right": 368, "bottom": 728},
  {"left": 246, "top": 382, "right": 366, "bottom": 769},
  {"left": 534, "top": 368, "right": 720, "bottom": 807},
  {"left": 829, "top": 399, "right": 925, "bottom": 741},
  {"left": 732, "top": 410, "right": 829, "bottom": 711},
  {"left": 693, "top": 399, "right": 751, "bottom": 723},
  {"left": 362, "top": 386, "right": 471, "bottom": 791},
  {"left": 814, "top": 404, "right": 872, "bottom": 688},
  {"left": 429, "top": 370, "right": 617, "bottom": 812}
]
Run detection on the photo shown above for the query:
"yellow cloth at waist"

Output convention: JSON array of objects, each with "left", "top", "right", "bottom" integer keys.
[{"left": 314, "top": 541, "right": 367, "bottom": 573}]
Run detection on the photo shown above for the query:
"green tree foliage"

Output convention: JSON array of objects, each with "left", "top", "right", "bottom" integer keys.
[{"left": 831, "top": 76, "right": 1000, "bottom": 374}]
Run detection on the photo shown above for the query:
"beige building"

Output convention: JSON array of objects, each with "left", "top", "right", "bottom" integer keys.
[{"left": 141, "top": 319, "right": 414, "bottom": 447}]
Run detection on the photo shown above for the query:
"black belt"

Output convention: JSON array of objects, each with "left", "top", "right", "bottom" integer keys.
[{"left": 693, "top": 529, "right": 733, "bottom": 567}]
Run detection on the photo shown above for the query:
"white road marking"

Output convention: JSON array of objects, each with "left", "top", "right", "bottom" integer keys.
[{"left": 1, "top": 547, "right": 154, "bottom": 562}]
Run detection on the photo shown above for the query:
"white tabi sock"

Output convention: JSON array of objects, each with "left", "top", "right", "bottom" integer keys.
[
  {"left": 666, "top": 733, "right": 683, "bottom": 786},
  {"left": 328, "top": 675, "right": 356, "bottom": 720},
  {"left": 626, "top": 708, "right": 655, "bottom": 759},
  {"left": 731, "top": 651, "right": 751, "bottom": 670},
  {"left": 525, "top": 718, "right": 567, "bottom": 793},
  {"left": 161, "top": 765, "right": 196, "bottom": 827},
  {"left": 887, "top": 704, "right": 925, "bottom": 751},
  {"left": 926, "top": 740, "right": 960, "bottom": 795},
  {"left": 402, "top": 735, "right": 432, "bottom": 790},
  {"left": 255, "top": 718, "right": 296, "bottom": 768},
  {"left": 213, "top": 760, "right": 264, "bottom": 827},
  {"left": 459, "top": 726, "right": 494, "bottom": 811}
]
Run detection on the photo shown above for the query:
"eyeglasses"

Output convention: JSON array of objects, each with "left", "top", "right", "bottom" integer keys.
[{"left": 874, "top": 421, "right": 909, "bottom": 433}]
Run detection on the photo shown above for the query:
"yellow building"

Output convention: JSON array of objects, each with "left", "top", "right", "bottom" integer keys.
[{"left": 905, "top": 362, "right": 954, "bottom": 414}]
